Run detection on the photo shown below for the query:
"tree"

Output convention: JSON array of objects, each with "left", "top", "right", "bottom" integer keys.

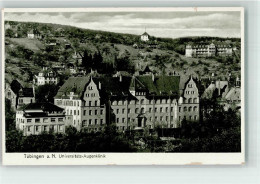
[{"left": 35, "top": 84, "right": 59, "bottom": 103}]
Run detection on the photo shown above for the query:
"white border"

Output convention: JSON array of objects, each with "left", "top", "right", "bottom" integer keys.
[{"left": 1, "top": 7, "right": 245, "bottom": 165}]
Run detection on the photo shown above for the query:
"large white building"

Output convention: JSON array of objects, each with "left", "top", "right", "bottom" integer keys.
[
  {"left": 34, "top": 67, "right": 58, "bottom": 86},
  {"left": 16, "top": 102, "right": 67, "bottom": 136},
  {"left": 54, "top": 73, "right": 200, "bottom": 132},
  {"left": 185, "top": 43, "right": 233, "bottom": 57}
]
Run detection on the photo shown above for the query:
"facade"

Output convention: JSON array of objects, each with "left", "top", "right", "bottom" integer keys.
[
  {"left": 27, "top": 29, "right": 42, "bottom": 39},
  {"left": 34, "top": 67, "right": 58, "bottom": 86},
  {"left": 54, "top": 73, "right": 200, "bottom": 132},
  {"left": 202, "top": 76, "right": 241, "bottom": 111},
  {"left": 140, "top": 32, "right": 149, "bottom": 42},
  {"left": 16, "top": 102, "right": 66, "bottom": 136},
  {"left": 5, "top": 80, "right": 35, "bottom": 110},
  {"left": 185, "top": 43, "right": 233, "bottom": 57}
]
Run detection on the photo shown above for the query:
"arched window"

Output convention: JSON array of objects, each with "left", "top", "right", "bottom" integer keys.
[
  {"left": 193, "top": 106, "right": 198, "bottom": 111},
  {"left": 193, "top": 98, "right": 197, "bottom": 103},
  {"left": 141, "top": 108, "right": 145, "bottom": 113},
  {"left": 184, "top": 107, "right": 187, "bottom": 112},
  {"left": 188, "top": 98, "right": 192, "bottom": 103},
  {"left": 188, "top": 106, "right": 192, "bottom": 112}
]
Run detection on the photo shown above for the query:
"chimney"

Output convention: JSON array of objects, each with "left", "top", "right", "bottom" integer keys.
[{"left": 99, "top": 81, "right": 101, "bottom": 89}]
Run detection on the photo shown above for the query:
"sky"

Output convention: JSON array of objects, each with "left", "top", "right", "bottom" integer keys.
[{"left": 5, "top": 11, "right": 241, "bottom": 38}]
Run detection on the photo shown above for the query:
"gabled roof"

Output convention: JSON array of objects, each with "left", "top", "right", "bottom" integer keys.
[
  {"left": 225, "top": 87, "right": 241, "bottom": 101},
  {"left": 10, "top": 80, "right": 34, "bottom": 97},
  {"left": 141, "top": 32, "right": 149, "bottom": 36}
]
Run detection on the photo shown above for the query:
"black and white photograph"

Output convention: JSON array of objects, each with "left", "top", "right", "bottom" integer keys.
[{"left": 2, "top": 8, "right": 244, "bottom": 165}]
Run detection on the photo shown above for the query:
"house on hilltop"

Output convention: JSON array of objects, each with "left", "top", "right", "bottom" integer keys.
[
  {"left": 34, "top": 67, "right": 58, "bottom": 86},
  {"left": 27, "top": 29, "right": 42, "bottom": 39},
  {"left": 141, "top": 32, "right": 149, "bottom": 42}
]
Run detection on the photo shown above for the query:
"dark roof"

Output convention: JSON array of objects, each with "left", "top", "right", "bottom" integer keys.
[
  {"left": 10, "top": 80, "right": 34, "bottom": 97},
  {"left": 134, "top": 75, "right": 180, "bottom": 96},
  {"left": 20, "top": 88, "right": 34, "bottom": 97},
  {"left": 21, "top": 102, "right": 64, "bottom": 112},
  {"left": 142, "top": 32, "right": 149, "bottom": 36},
  {"left": 10, "top": 80, "right": 22, "bottom": 95}
]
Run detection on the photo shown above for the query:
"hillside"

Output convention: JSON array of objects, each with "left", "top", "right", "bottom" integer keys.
[{"left": 4, "top": 21, "right": 241, "bottom": 87}]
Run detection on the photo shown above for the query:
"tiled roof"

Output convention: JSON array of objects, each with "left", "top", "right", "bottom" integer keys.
[
  {"left": 21, "top": 102, "right": 64, "bottom": 112},
  {"left": 225, "top": 87, "right": 241, "bottom": 101},
  {"left": 10, "top": 80, "right": 34, "bottom": 97},
  {"left": 134, "top": 75, "right": 180, "bottom": 96}
]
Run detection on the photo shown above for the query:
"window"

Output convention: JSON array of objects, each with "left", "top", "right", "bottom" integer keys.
[
  {"left": 160, "top": 107, "right": 163, "bottom": 113},
  {"left": 59, "top": 125, "right": 63, "bottom": 131},
  {"left": 194, "top": 115, "right": 197, "bottom": 120},
  {"left": 100, "top": 119, "right": 103, "bottom": 125},
  {"left": 95, "top": 101, "right": 97, "bottom": 106},
  {"left": 95, "top": 110, "right": 97, "bottom": 115},
  {"left": 155, "top": 108, "right": 157, "bottom": 112},
  {"left": 35, "top": 126, "right": 39, "bottom": 132},
  {"left": 116, "top": 109, "right": 119, "bottom": 114},
  {"left": 27, "top": 126, "right": 32, "bottom": 132},
  {"left": 89, "top": 101, "right": 92, "bottom": 106},
  {"left": 43, "top": 126, "right": 48, "bottom": 131},
  {"left": 160, "top": 116, "right": 163, "bottom": 121},
  {"left": 179, "top": 107, "right": 181, "bottom": 112},
  {"left": 188, "top": 84, "right": 193, "bottom": 88},
  {"left": 89, "top": 119, "right": 92, "bottom": 125},
  {"left": 189, "top": 116, "right": 192, "bottom": 120},
  {"left": 43, "top": 118, "right": 48, "bottom": 123},
  {"left": 95, "top": 119, "right": 97, "bottom": 125},
  {"left": 116, "top": 118, "right": 119, "bottom": 123},
  {"left": 27, "top": 119, "right": 32, "bottom": 123},
  {"left": 193, "top": 98, "right": 197, "bottom": 103},
  {"left": 84, "top": 110, "right": 86, "bottom": 116},
  {"left": 166, "top": 116, "right": 168, "bottom": 122},
  {"left": 149, "top": 108, "right": 152, "bottom": 113},
  {"left": 35, "top": 119, "right": 40, "bottom": 123},
  {"left": 89, "top": 110, "right": 92, "bottom": 115},
  {"left": 135, "top": 108, "right": 139, "bottom": 113},
  {"left": 171, "top": 107, "right": 173, "bottom": 112},
  {"left": 166, "top": 107, "right": 168, "bottom": 112},
  {"left": 100, "top": 109, "right": 103, "bottom": 115},
  {"left": 122, "top": 118, "right": 125, "bottom": 123},
  {"left": 194, "top": 106, "right": 198, "bottom": 111},
  {"left": 128, "top": 108, "right": 131, "bottom": 113},
  {"left": 188, "top": 98, "right": 192, "bottom": 103},
  {"left": 51, "top": 118, "right": 56, "bottom": 122},
  {"left": 141, "top": 99, "right": 144, "bottom": 104},
  {"left": 78, "top": 110, "right": 80, "bottom": 115},
  {"left": 74, "top": 110, "right": 76, "bottom": 115},
  {"left": 188, "top": 107, "right": 192, "bottom": 112},
  {"left": 122, "top": 109, "right": 125, "bottom": 114},
  {"left": 184, "top": 107, "right": 187, "bottom": 112},
  {"left": 58, "top": 118, "right": 63, "bottom": 122}
]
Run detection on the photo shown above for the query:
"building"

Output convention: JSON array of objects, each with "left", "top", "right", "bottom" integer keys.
[
  {"left": 5, "top": 80, "right": 35, "bottom": 110},
  {"left": 16, "top": 102, "right": 67, "bottom": 136},
  {"left": 34, "top": 67, "right": 58, "bottom": 86},
  {"left": 27, "top": 29, "right": 42, "bottom": 39},
  {"left": 185, "top": 43, "right": 233, "bottom": 57},
  {"left": 54, "top": 73, "right": 200, "bottom": 132},
  {"left": 141, "top": 32, "right": 149, "bottom": 42},
  {"left": 202, "top": 76, "right": 241, "bottom": 111}
]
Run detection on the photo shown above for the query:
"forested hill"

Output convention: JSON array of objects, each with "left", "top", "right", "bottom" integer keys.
[{"left": 5, "top": 20, "right": 241, "bottom": 87}]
